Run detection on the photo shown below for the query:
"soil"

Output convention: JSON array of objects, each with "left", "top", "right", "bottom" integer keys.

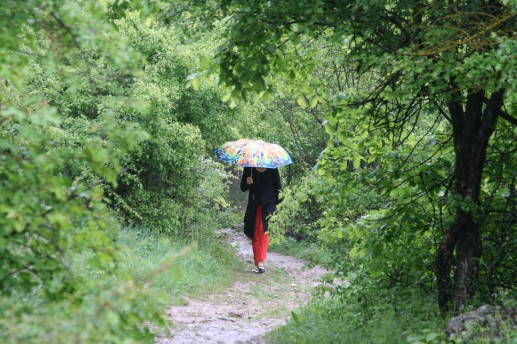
[{"left": 155, "top": 226, "right": 328, "bottom": 344}]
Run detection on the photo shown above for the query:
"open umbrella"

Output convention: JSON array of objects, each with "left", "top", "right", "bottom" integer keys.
[{"left": 214, "top": 139, "right": 293, "bottom": 168}]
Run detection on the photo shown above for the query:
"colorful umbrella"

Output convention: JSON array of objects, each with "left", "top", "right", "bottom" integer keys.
[{"left": 214, "top": 139, "right": 293, "bottom": 168}]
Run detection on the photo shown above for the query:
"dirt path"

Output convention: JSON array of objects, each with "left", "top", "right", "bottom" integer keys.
[{"left": 155, "top": 226, "right": 327, "bottom": 344}]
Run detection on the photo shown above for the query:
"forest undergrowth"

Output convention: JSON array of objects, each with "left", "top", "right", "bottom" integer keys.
[{"left": 0, "top": 222, "right": 243, "bottom": 343}]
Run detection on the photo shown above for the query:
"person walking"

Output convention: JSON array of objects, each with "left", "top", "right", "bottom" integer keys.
[{"left": 240, "top": 166, "right": 282, "bottom": 273}]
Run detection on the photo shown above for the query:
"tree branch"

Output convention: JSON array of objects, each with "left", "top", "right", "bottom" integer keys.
[
  {"left": 499, "top": 109, "right": 517, "bottom": 126},
  {"left": 49, "top": 12, "right": 81, "bottom": 50}
]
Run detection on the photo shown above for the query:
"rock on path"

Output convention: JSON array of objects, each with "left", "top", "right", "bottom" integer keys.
[{"left": 155, "top": 226, "right": 328, "bottom": 344}]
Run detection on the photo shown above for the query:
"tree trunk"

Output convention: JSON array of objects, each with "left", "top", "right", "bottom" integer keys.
[
  {"left": 454, "top": 214, "right": 482, "bottom": 309},
  {"left": 435, "top": 88, "right": 504, "bottom": 314}
]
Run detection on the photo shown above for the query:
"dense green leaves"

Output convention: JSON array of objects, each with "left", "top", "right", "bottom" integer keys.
[
  {"left": 1, "top": 0, "right": 516, "bottom": 340},
  {"left": 0, "top": 1, "right": 139, "bottom": 298},
  {"left": 0, "top": 1, "right": 246, "bottom": 341},
  {"left": 212, "top": 0, "right": 517, "bottom": 312}
]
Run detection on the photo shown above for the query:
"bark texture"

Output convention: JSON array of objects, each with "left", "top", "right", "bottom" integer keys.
[{"left": 435, "top": 88, "right": 504, "bottom": 313}]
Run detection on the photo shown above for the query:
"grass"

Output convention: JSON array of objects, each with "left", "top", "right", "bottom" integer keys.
[
  {"left": 108, "top": 226, "right": 244, "bottom": 305},
  {"left": 0, "top": 224, "right": 246, "bottom": 344},
  {"left": 267, "top": 238, "right": 450, "bottom": 343},
  {"left": 269, "top": 237, "right": 330, "bottom": 266},
  {"left": 266, "top": 288, "right": 449, "bottom": 344},
  {"left": 266, "top": 288, "right": 517, "bottom": 344}
]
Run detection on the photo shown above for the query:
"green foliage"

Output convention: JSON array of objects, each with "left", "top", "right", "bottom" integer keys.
[
  {"left": 0, "top": 279, "right": 164, "bottom": 344},
  {"left": 116, "top": 120, "right": 206, "bottom": 233},
  {"left": 267, "top": 288, "right": 515, "bottom": 344},
  {"left": 114, "top": 227, "right": 243, "bottom": 303},
  {"left": 267, "top": 288, "right": 447, "bottom": 344},
  {"left": 0, "top": 110, "right": 117, "bottom": 296},
  {"left": 6, "top": 7, "right": 242, "bottom": 236},
  {"left": 269, "top": 237, "right": 330, "bottom": 267},
  {"left": 1, "top": 0, "right": 244, "bottom": 290},
  {"left": 1, "top": 1, "right": 246, "bottom": 342},
  {"left": 0, "top": 5, "right": 145, "bottom": 299},
  {"left": 270, "top": 172, "right": 348, "bottom": 242},
  {"left": 207, "top": 0, "right": 517, "bottom": 312},
  {"left": 97, "top": 13, "right": 241, "bottom": 233},
  {"left": 0, "top": 225, "right": 243, "bottom": 343},
  {"left": 2, "top": 0, "right": 515, "bottom": 340},
  {"left": 406, "top": 331, "right": 449, "bottom": 344},
  {"left": 242, "top": 93, "right": 328, "bottom": 182}
]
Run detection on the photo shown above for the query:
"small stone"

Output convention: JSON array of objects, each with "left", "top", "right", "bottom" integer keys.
[{"left": 228, "top": 311, "right": 243, "bottom": 318}]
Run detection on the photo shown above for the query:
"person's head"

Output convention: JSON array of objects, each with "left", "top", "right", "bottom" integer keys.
[{"left": 255, "top": 167, "right": 267, "bottom": 173}]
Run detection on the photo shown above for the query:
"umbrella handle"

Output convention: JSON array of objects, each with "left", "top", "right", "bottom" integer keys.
[{"left": 247, "top": 168, "right": 254, "bottom": 185}]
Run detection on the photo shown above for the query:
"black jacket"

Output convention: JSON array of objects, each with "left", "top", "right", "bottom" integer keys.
[{"left": 240, "top": 167, "right": 282, "bottom": 239}]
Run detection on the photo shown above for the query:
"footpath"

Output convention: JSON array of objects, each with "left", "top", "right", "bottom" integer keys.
[{"left": 155, "top": 226, "right": 327, "bottom": 344}]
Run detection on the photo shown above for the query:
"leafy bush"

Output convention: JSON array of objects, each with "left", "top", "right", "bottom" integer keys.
[
  {"left": 0, "top": 280, "right": 165, "bottom": 344},
  {"left": 0, "top": 74, "right": 140, "bottom": 299},
  {"left": 1, "top": 3, "right": 243, "bottom": 342},
  {"left": 93, "top": 13, "right": 240, "bottom": 234},
  {"left": 0, "top": 225, "right": 243, "bottom": 343}
]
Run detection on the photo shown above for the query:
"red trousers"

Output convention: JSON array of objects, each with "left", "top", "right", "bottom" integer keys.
[{"left": 252, "top": 205, "right": 269, "bottom": 266}]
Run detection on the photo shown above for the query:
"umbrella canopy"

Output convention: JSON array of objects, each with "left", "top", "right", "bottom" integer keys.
[{"left": 214, "top": 139, "right": 293, "bottom": 168}]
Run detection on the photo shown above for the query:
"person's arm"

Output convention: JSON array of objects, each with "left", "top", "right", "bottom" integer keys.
[
  {"left": 272, "top": 168, "right": 282, "bottom": 202},
  {"left": 240, "top": 167, "right": 251, "bottom": 192}
]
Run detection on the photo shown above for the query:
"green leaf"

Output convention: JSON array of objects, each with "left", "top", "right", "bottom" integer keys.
[
  {"left": 222, "top": 93, "right": 231, "bottom": 102},
  {"left": 353, "top": 156, "right": 361, "bottom": 169},
  {"left": 324, "top": 124, "right": 333, "bottom": 135},
  {"left": 291, "top": 311, "right": 300, "bottom": 323},
  {"left": 426, "top": 333, "right": 440, "bottom": 342},
  {"left": 2, "top": 107, "right": 26, "bottom": 121},
  {"left": 297, "top": 97, "right": 307, "bottom": 109},
  {"left": 191, "top": 77, "right": 200, "bottom": 90}
]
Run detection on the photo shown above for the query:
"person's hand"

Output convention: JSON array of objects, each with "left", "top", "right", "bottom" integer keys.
[{"left": 246, "top": 176, "right": 253, "bottom": 185}]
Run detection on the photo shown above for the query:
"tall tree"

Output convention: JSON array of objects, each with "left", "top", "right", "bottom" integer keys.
[{"left": 205, "top": 0, "right": 517, "bottom": 312}]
